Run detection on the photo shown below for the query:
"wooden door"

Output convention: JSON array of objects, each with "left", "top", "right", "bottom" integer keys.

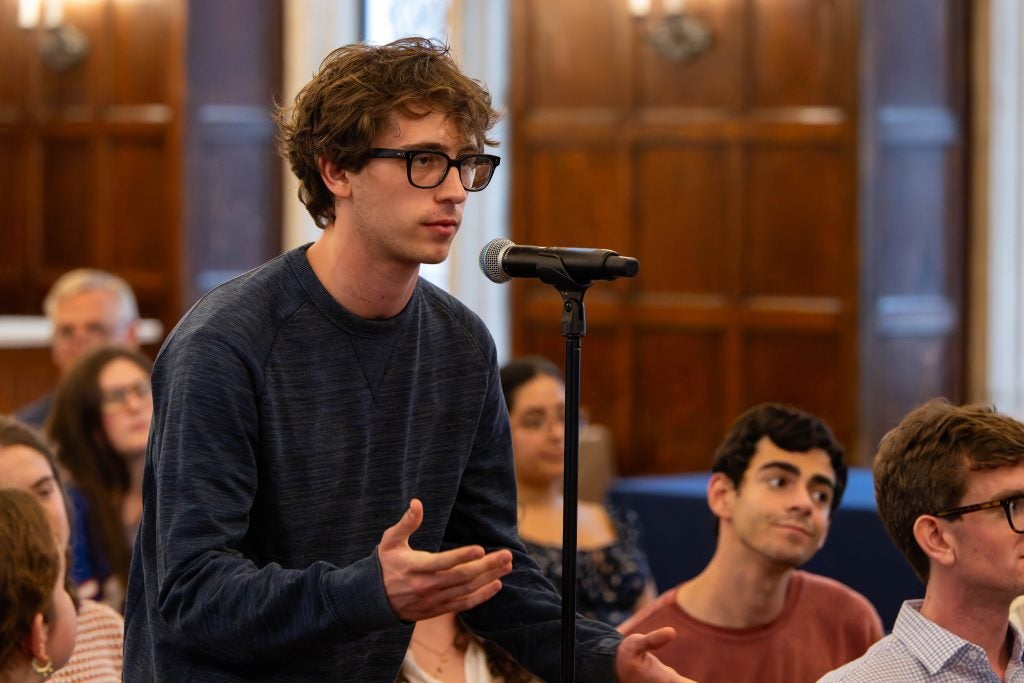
[{"left": 510, "top": 0, "right": 968, "bottom": 473}]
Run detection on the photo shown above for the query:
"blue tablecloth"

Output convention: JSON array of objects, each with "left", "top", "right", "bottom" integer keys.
[{"left": 608, "top": 468, "right": 922, "bottom": 631}]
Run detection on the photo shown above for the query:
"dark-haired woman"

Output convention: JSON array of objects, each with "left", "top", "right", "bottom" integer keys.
[
  {"left": 47, "top": 345, "right": 153, "bottom": 610},
  {"left": 501, "top": 357, "right": 656, "bottom": 627}
]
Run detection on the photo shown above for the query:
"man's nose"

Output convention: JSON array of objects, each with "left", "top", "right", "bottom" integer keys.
[{"left": 436, "top": 166, "right": 468, "bottom": 202}]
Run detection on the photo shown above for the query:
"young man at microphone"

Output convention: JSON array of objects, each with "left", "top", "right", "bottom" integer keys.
[{"left": 123, "top": 38, "right": 690, "bottom": 682}]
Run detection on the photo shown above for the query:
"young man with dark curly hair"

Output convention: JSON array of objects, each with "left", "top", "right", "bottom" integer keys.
[
  {"left": 620, "top": 403, "right": 883, "bottom": 682},
  {"left": 124, "top": 38, "right": 689, "bottom": 682}
]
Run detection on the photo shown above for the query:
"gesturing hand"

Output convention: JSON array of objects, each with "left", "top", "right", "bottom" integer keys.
[
  {"left": 378, "top": 499, "right": 514, "bottom": 622},
  {"left": 616, "top": 628, "right": 699, "bottom": 682}
]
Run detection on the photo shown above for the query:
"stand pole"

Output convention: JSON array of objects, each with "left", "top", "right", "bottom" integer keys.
[{"left": 559, "top": 290, "right": 587, "bottom": 683}]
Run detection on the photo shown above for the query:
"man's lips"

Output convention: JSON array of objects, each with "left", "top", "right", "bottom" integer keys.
[
  {"left": 424, "top": 219, "right": 458, "bottom": 228},
  {"left": 776, "top": 521, "right": 813, "bottom": 536}
]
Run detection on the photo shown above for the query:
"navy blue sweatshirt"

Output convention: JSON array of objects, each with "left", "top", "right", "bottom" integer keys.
[{"left": 123, "top": 245, "right": 620, "bottom": 681}]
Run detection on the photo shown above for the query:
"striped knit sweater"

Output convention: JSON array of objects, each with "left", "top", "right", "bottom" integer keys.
[{"left": 53, "top": 599, "right": 123, "bottom": 682}]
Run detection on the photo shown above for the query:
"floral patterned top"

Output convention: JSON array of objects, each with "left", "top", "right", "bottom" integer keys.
[{"left": 520, "top": 505, "right": 654, "bottom": 627}]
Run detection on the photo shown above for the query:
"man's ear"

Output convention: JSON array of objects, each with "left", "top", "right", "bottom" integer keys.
[
  {"left": 707, "top": 472, "right": 736, "bottom": 520},
  {"left": 913, "top": 514, "right": 956, "bottom": 569},
  {"left": 317, "top": 157, "right": 354, "bottom": 198},
  {"left": 123, "top": 320, "right": 140, "bottom": 349}
]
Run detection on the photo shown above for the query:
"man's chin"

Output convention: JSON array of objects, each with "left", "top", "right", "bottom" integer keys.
[{"left": 418, "top": 247, "right": 452, "bottom": 266}]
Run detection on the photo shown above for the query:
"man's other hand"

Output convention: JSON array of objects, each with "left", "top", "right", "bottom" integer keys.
[{"left": 616, "top": 628, "right": 699, "bottom": 682}]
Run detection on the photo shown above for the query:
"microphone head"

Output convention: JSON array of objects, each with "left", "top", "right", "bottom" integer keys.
[{"left": 479, "top": 237, "right": 514, "bottom": 283}]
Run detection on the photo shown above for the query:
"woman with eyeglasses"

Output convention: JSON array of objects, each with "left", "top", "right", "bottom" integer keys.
[
  {"left": 47, "top": 345, "right": 153, "bottom": 611},
  {"left": 501, "top": 356, "right": 657, "bottom": 627}
]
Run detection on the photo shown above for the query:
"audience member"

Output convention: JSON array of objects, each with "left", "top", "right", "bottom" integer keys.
[
  {"left": 500, "top": 356, "right": 656, "bottom": 626},
  {"left": 620, "top": 403, "right": 883, "bottom": 682},
  {"left": 15, "top": 268, "right": 140, "bottom": 428},
  {"left": 123, "top": 38, "right": 687, "bottom": 682},
  {"left": 400, "top": 613, "right": 537, "bottom": 683},
  {"left": 820, "top": 399, "right": 1024, "bottom": 682},
  {"left": 47, "top": 346, "right": 153, "bottom": 610},
  {"left": 0, "top": 415, "right": 125, "bottom": 681},
  {"left": 0, "top": 488, "right": 77, "bottom": 682}
]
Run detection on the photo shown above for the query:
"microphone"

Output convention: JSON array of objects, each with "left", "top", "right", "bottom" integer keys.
[{"left": 478, "top": 238, "right": 639, "bottom": 285}]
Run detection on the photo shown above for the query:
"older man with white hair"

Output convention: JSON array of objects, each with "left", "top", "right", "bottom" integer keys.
[{"left": 14, "top": 268, "right": 140, "bottom": 427}]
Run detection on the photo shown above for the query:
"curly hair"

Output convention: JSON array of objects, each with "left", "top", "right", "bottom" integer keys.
[
  {"left": 873, "top": 399, "right": 1024, "bottom": 582},
  {"left": 46, "top": 345, "right": 153, "bottom": 595},
  {"left": 275, "top": 36, "right": 501, "bottom": 228},
  {"left": 712, "top": 402, "right": 847, "bottom": 514},
  {"left": 0, "top": 488, "right": 61, "bottom": 669}
]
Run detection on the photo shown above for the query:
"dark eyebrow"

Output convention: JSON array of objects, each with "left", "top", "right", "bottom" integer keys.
[
  {"left": 757, "top": 461, "right": 801, "bottom": 477},
  {"left": 401, "top": 142, "right": 482, "bottom": 156},
  {"left": 990, "top": 488, "right": 1024, "bottom": 501},
  {"left": 30, "top": 475, "right": 55, "bottom": 490},
  {"left": 758, "top": 461, "right": 836, "bottom": 490},
  {"left": 809, "top": 474, "right": 836, "bottom": 491}
]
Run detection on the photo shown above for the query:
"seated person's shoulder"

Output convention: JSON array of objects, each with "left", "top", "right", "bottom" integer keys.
[
  {"left": 79, "top": 598, "right": 124, "bottom": 631},
  {"left": 617, "top": 585, "right": 679, "bottom": 635},
  {"left": 797, "top": 571, "right": 883, "bottom": 634},
  {"left": 798, "top": 571, "right": 874, "bottom": 606}
]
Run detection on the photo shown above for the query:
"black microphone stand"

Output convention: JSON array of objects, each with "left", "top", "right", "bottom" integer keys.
[
  {"left": 529, "top": 258, "right": 591, "bottom": 683},
  {"left": 558, "top": 286, "right": 587, "bottom": 683}
]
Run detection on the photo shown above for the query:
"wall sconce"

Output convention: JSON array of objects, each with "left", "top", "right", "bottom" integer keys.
[
  {"left": 630, "top": 0, "right": 712, "bottom": 63},
  {"left": 18, "top": 0, "right": 89, "bottom": 71}
]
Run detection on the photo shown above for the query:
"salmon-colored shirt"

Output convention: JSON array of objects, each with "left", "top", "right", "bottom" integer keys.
[{"left": 619, "top": 570, "right": 883, "bottom": 683}]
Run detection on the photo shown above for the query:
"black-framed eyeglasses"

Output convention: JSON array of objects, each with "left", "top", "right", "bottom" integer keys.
[
  {"left": 368, "top": 148, "right": 500, "bottom": 192},
  {"left": 934, "top": 495, "right": 1024, "bottom": 533},
  {"left": 100, "top": 379, "right": 152, "bottom": 412}
]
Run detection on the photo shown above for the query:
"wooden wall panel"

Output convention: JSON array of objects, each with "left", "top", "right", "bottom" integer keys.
[
  {"left": 0, "top": 136, "right": 29, "bottom": 275},
  {"left": 522, "top": 0, "right": 629, "bottom": 108},
  {"left": 111, "top": 0, "right": 176, "bottom": 104},
  {"left": 0, "top": 348, "right": 57, "bottom": 417},
  {"left": 874, "top": 0, "right": 951, "bottom": 106},
  {"left": 188, "top": 130, "right": 280, "bottom": 286},
  {"left": 184, "top": 0, "right": 282, "bottom": 304},
  {"left": 742, "top": 330, "right": 850, "bottom": 445},
  {"left": 41, "top": 138, "right": 94, "bottom": 268},
  {"left": 635, "top": 329, "right": 728, "bottom": 473},
  {"left": 0, "top": 0, "right": 184, "bottom": 329},
  {"left": 0, "top": 4, "right": 31, "bottom": 104},
  {"left": 859, "top": 0, "right": 967, "bottom": 455},
  {"left": 750, "top": 0, "right": 854, "bottom": 107},
  {"left": 864, "top": 335, "right": 959, "bottom": 451},
  {"left": 874, "top": 149, "right": 957, "bottom": 295},
  {"left": 636, "top": 145, "right": 733, "bottom": 294},
  {"left": 513, "top": 0, "right": 862, "bottom": 474},
  {"left": 109, "top": 136, "right": 173, "bottom": 271},
  {"left": 744, "top": 145, "right": 847, "bottom": 297},
  {"left": 523, "top": 148, "right": 632, "bottom": 251},
  {"left": 636, "top": 0, "right": 744, "bottom": 108},
  {"left": 1, "top": 0, "right": 283, "bottom": 412}
]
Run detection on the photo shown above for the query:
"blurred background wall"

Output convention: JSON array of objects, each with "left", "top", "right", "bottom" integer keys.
[{"left": 2, "top": 0, "right": 1022, "bottom": 475}]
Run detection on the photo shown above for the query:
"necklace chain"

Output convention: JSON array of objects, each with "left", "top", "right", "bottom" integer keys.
[{"left": 412, "top": 636, "right": 454, "bottom": 677}]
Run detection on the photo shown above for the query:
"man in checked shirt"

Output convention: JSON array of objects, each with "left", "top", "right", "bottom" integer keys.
[{"left": 820, "top": 399, "right": 1024, "bottom": 682}]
